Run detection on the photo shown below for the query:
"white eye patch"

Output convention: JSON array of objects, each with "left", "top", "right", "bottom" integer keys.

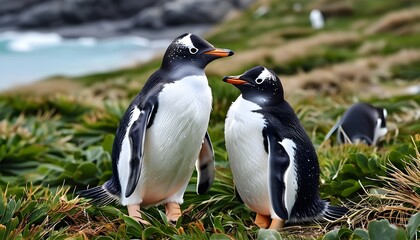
[
  {"left": 176, "top": 34, "right": 198, "bottom": 54},
  {"left": 256, "top": 68, "right": 274, "bottom": 84},
  {"left": 189, "top": 47, "right": 198, "bottom": 54},
  {"left": 255, "top": 78, "right": 264, "bottom": 84}
]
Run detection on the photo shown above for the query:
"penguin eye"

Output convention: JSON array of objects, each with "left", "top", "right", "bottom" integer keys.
[
  {"left": 189, "top": 47, "right": 198, "bottom": 54},
  {"left": 255, "top": 78, "right": 264, "bottom": 84}
]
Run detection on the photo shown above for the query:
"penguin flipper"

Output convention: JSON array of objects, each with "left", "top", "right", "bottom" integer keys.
[
  {"left": 196, "top": 132, "right": 215, "bottom": 194},
  {"left": 78, "top": 183, "right": 118, "bottom": 206},
  {"left": 323, "top": 118, "right": 342, "bottom": 142},
  {"left": 125, "top": 104, "right": 155, "bottom": 198},
  {"left": 266, "top": 131, "right": 290, "bottom": 220}
]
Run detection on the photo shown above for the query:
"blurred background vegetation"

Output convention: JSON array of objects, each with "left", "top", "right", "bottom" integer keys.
[{"left": 0, "top": 0, "right": 419, "bottom": 239}]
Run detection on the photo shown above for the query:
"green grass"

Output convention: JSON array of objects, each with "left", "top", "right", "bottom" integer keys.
[
  {"left": 74, "top": 58, "right": 162, "bottom": 86},
  {"left": 268, "top": 46, "right": 358, "bottom": 75},
  {"left": 1, "top": 0, "right": 420, "bottom": 239},
  {"left": 392, "top": 60, "right": 420, "bottom": 80}
]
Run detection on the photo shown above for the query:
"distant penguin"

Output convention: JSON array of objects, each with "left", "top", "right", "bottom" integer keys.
[
  {"left": 310, "top": 9, "right": 324, "bottom": 29},
  {"left": 79, "top": 33, "right": 233, "bottom": 224},
  {"left": 223, "top": 66, "right": 347, "bottom": 230},
  {"left": 324, "top": 103, "right": 388, "bottom": 146}
]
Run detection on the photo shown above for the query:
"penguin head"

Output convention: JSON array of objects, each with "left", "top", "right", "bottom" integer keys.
[
  {"left": 377, "top": 107, "right": 387, "bottom": 129},
  {"left": 374, "top": 107, "right": 388, "bottom": 142},
  {"left": 162, "top": 33, "right": 233, "bottom": 70},
  {"left": 223, "top": 66, "right": 284, "bottom": 106}
]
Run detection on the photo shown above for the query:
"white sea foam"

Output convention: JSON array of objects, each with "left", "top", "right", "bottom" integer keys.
[
  {"left": 0, "top": 31, "right": 171, "bottom": 91},
  {"left": 0, "top": 31, "right": 172, "bottom": 52},
  {"left": 1, "top": 31, "right": 63, "bottom": 52},
  {"left": 77, "top": 37, "right": 97, "bottom": 46}
]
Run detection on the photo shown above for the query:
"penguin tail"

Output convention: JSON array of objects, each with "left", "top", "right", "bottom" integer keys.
[
  {"left": 78, "top": 185, "right": 119, "bottom": 206},
  {"left": 322, "top": 204, "right": 348, "bottom": 222}
]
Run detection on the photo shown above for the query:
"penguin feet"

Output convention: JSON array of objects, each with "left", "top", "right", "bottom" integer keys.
[
  {"left": 269, "top": 218, "right": 285, "bottom": 231},
  {"left": 165, "top": 202, "right": 182, "bottom": 223},
  {"left": 127, "top": 204, "right": 150, "bottom": 225},
  {"left": 255, "top": 213, "right": 271, "bottom": 229},
  {"left": 255, "top": 214, "right": 285, "bottom": 231}
]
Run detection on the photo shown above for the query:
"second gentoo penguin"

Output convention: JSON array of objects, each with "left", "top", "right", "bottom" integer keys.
[
  {"left": 223, "top": 66, "right": 347, "bottom": 229},
  {"left": 79, "top": 33, "right": 233, "bottom": 224},
  {"left": 324, "top": 102, "right": 388, "bottom": 146}
]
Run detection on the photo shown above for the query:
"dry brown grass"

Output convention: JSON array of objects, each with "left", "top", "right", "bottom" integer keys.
[
  {"left": 357, "top": 40, "right": 386, "bottom": 55},
  {"left": 281, "top": 49, "right": 420, "bottom": 96},
  {"left": 347, "top": 139, "right": 420, "bottom": 228},
  {"left": 270, "top": 32, "right": 360, "bottom": 63},
  {"left": 394, "top": 21, "right": 420, "bottom": 35},
  {"left": 2, "top": 78, "right": 83, "bottom": 96},
  {"left": 247, "top": 30, "right": 285, "bottom": 48},
  {"left": 207, "top": 32, "right": 360, "bottom": 75},
  {"left": 365, "top": 7, "right": 420, "bottom": 34},
  {"left": 312, "top": 0, "right": 354, "bottom": 17}
]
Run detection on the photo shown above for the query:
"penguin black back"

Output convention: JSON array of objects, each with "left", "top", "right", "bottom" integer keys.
[
  {"left": 224, "top": 66, "right": 347, "bottom": 227},
  {"left": 108, "top": 33, "right": 233, "bottom": 197},
  {"left": 79, "top": 33, "right": 234, "bottom": 217},
  {"left": 325, "top": 102, "right": 388, "bottom": 145}
]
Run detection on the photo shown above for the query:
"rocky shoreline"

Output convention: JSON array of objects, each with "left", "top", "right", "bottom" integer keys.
[
  {"left": 0, "top": 20, "right": 214, "bottom": 40},
  {"left": 0, "top": 0, "right": 253, "bottom": 39}
]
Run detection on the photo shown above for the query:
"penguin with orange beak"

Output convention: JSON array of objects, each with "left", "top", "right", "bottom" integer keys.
[
  {"left": 224, "top": 66, "right": 347, "bottom": 229},
  {"left": 79, "top": 33, "right": 233, "bottom": 224}
]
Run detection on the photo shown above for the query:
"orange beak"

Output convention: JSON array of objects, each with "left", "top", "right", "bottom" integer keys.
[
  {"left": 223, "top": 76, "right": 247, "bottom": 85},
  {"left": 204, "top": 48, "right": 234, "bottom": 57}
]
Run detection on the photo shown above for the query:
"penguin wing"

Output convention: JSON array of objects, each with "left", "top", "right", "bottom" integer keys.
[
  {"left": 125, "top": 103, "right": 156, "bottom": 198},
  {"left": 266, "top": 130, "right": 292, "bottom": 220},
  {"left": 323, "top": 118, "right": 342, "bottom": 142},
  {"left": 196, "top": 132, "right": 215, "bottom": 194}
]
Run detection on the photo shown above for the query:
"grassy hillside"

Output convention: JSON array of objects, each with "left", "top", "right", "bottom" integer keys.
[{"left": 0, "top": 0, "right": 419, "bottom": 239}]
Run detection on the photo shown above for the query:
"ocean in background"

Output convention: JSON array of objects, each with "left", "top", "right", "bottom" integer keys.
[{"left": 0, "top": 31, "right": 171, "bottom": 91}]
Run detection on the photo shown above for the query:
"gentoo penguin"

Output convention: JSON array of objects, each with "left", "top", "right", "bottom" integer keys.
[
  {"left": 223, "top": 66, "right": 347, "bottom": 230},
  {"left": 324, "top": 103, "right": 387, "bottom": 146},
  {"left": 79, "top": 33, "right": 233, "bottom": 223}
]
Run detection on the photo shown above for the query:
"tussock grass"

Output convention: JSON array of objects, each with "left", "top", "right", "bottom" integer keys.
[
  {"left": 312, "top": 1, "right": 354, "bottom": 17},
  {"left": 365, "top": 7, "right": 420, "bottom": 34},
  {"left": 282, "top": 49, "right": 420, "bottom": 96},
  {"left": 347, "top": 140, "right": 420, "bottom": 228},
  {"left": 1, "top": 0, "right": 420, "bottom": 238},
  {"left": 208, "top": 32, "right": 360, "bottom": 75}
]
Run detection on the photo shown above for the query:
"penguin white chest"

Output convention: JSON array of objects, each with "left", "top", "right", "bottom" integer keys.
[
  {"left": 118, "top": 75, "right": 212, "bottom": 206},
  {"left": 141, "top": 75, "right": 212, "bottom": 205},
  {"left": 224, "top": 96, "right": 271, "bottom": 216}
]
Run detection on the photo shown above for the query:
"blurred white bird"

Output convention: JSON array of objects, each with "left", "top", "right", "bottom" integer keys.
[
  {"left": 310, "top": 9, "right": 324, "bottom": 29},
  {"left": 254, "top": 6, "right": 269, "bottom": 18},
  {"left": 293, "top": 3, "right": 302, "bottom": 12}
]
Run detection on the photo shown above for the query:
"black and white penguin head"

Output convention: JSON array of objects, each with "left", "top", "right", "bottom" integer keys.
[
  {"left": 374, "top": 107, "right": 388, "bottom": 141},
  {"left": 337, "top": 103, "right": 388, "bottom": 145},
  {"left": 223, "top": 66, "right": 284, "bottom": 106},
  {"left": 162, "top": 33, "right": 233, "bottom": 69},
  {"left": 359, "top": 104, "right": 388, "bottom": 145}
]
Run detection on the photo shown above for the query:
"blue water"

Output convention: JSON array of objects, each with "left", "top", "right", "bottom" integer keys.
[{"left": 0, "top": 31, "right": 170, "bottom": 91}]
